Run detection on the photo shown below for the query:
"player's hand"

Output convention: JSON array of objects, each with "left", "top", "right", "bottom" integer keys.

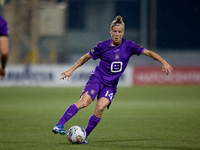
[
  {"left": 0, "top": 67, "right": 6, "bottom": 79},
  {"left": 162, "top": 62, "right": 173, "bottom": 75},
  {"left": 60, "top": 70, "right": 72, "bottom": 81}
]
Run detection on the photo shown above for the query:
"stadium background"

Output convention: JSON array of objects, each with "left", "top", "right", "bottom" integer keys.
[{"left": 0, "top": 0, "right": 200, "bottom": 86}]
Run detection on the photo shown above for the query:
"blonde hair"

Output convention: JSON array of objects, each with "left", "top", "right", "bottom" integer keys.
[{"left": 110, "top": 16, "right": 125, "bottom": 30}]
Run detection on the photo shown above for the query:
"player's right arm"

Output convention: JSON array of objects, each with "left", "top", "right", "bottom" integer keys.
[{"left": 60, "top": 53, "right": 91, "bottom": 80}]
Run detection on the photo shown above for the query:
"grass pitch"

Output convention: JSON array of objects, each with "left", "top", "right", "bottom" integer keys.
[{"left": 0, "top": 86, "right": 200, "bottom": 150}]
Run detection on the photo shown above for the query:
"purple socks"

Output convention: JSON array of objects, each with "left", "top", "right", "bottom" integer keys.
[
  {"left": 57, "top": 104, "right": 78, "bottom": 126},
  {"left": 85, "top": 114, "right": 101, "bottom": 137},
  {"left": 57, "top": 104, "right": 101, "bottom": 138}
]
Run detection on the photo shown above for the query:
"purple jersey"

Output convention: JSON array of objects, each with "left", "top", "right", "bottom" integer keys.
[
  {"left": 0, "top": 15, "right": 9, "bottom": 36},
  {"left": 89, "top": 38, "right": 145, "bottom": 87}
]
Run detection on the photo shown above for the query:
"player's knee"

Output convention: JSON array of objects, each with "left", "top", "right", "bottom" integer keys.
[
  {"left": 75, "top": 99, "right": 91, "bottom": 110},
  {"left": 81, "top": 101, "right": 90, "bottom": 108},
  {"left": 94, "top": 105, "right": 105, "bottom": 116}
]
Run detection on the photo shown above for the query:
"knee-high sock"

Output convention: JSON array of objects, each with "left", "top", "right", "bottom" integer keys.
[
  {"left": 57, "top": 104, "right": 78, "bottom": 126},
  {"left": 85, "top": 114, "right": 101, "bottom": 137}
]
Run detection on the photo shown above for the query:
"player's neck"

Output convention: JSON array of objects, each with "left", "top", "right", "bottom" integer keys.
[{"left": 111, "top": 40, "right": 121, "bottom": 47}]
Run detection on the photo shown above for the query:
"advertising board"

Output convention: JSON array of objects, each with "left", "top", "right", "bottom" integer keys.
[{"left": 133, "top": 67, "right": 200, "bottom": 85}]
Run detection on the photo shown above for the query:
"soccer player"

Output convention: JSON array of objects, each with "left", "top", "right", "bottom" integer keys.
[
  {"left": 0, "top": 15, "right": 9, "bottom": 79},
  {"left": 52, "top": 16, "right": 173, "bottom": 143}
]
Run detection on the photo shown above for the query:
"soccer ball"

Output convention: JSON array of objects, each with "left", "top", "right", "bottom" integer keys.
[{"left": 67, "top": 125, "right": 86, "bottom": 144}]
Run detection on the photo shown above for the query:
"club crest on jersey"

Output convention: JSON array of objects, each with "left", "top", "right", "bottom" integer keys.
[
  {"left": 90, "top": 89, "right": 96, "bottom": 95},
  {"left": 115, "top": 54, "right": 119, "bottom": 60}
]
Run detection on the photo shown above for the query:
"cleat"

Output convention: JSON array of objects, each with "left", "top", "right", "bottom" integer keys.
[
  {"left": 82, "top": 140, "right": 88, "bottom": 144},
  {"left": 82, "top": 137, "right": 88, "bottom": 144},
  {"left": 52, "top": 124, "right": 66, "bottom": 135}
]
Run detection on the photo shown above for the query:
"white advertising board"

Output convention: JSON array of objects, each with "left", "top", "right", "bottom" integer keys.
[{"left": 0, "top": 65, "right": 132, "bottom": 87}]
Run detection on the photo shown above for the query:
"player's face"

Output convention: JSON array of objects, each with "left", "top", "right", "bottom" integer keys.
[{"left": 110, "top": 25, "right": 124, "bottom": 46}]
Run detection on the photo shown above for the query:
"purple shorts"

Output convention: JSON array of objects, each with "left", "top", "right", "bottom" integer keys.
[{"left": 81, "top": 75, "right": 117, "bottom": 108}]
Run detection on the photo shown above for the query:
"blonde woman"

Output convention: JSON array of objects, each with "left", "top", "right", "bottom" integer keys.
[{"left": 52, "top": 16, "right": 173, "bottom": 144}]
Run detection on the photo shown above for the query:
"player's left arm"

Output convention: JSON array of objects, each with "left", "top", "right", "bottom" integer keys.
[{"left": 142, "top": 49, "right": 173, "bottom": 75}]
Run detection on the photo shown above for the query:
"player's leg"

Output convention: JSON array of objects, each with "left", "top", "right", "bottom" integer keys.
[
  {"left": 84, "top": 86, "right": 116, "bottom": 139},
  {"left": 93, "top": 97, "right": 111, "bottom": 118},
  {"left": 85, "top": 97, "right": 110, "bottom": 138},
  {"left": 52, "top": 92, "right": 93, "bottom": 135},
  {"left": 52, "top": 75, "right": 100, "bottom": 136},
  {"left": 56, "top": 92, "right": 93, "bottom": 125},
  {"left": 74, "top": 91, "right": 93, "bottom": 110}
]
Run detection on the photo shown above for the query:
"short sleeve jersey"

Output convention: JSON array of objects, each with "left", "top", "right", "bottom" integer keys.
[
  {"left": 0, "top": 15, "right": 9, "bottom": 36},
  {"left": 89, "top": 38, "right": 145, "bottom": 87}
]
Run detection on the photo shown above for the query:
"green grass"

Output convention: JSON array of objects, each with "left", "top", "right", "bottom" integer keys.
[{"left": 0, "top": 86, "right": 200, "bottom": 150}]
